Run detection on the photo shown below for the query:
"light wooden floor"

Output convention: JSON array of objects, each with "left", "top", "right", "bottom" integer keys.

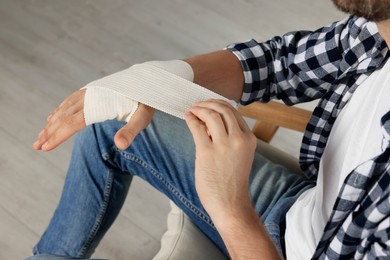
[{"left": 0, "top": 1, "right": 344, "bottom": 259}]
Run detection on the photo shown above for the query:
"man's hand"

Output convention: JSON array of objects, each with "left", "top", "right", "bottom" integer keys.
[
  {"left": 185, "top": 100, "right": 281, "bottom": 259},
  {"left": 185, "top": 99, "right": 257, "bottom": 223},
  {"left": 33, "top": 89, "right": 154, "bottom": 151}
]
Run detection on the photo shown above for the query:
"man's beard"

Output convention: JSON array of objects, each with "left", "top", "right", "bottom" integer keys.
[{"left": 332, "top": 0, "right": 390, "bottom": 21}]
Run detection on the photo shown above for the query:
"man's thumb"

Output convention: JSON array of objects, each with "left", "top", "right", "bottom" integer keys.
[{"left": 114, "top": 104, "right": 155, "bottom": 150}]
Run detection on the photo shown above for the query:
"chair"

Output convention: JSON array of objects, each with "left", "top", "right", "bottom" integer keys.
[{"left": 153, "top": 101, "right": 312, "bottom": 260}]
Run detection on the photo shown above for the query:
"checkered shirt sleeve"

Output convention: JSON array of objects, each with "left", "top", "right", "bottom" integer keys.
[{"left": 227, "top": 16, "right": 376, "bottom": 106}]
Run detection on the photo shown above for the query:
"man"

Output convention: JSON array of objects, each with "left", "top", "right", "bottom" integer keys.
[{"left": 30, "top": 0, "right": 390, "bottom": 259}]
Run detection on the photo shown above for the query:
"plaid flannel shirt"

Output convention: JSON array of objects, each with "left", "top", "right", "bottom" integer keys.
[{"left": 227, "top": 16, "right": 390, "bottom": 259}]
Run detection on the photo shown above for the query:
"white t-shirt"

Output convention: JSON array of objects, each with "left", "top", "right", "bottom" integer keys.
[{"left": 285, "top": 59, "right": 390, "bottom": 259}]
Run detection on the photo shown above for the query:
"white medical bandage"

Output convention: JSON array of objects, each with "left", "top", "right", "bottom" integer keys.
[{"left": 83, "top": 60, "right": 236, "bottom": 125}]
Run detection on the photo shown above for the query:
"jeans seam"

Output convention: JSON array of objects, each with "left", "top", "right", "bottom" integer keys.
[
  {"left": 113, "top": 147, "right": 215, "bottom": 230},
  {"left": 78, "top": 168, "right": 114, "bottom": 257}
]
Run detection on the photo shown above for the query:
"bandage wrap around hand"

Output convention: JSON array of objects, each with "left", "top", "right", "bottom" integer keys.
[{"left": 83, "top": 60, "right": 236, "bottom": 125}]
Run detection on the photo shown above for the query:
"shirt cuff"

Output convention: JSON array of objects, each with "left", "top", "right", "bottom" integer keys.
[{"left": 225, "top": 39, "right": 270, "bottom": 105}]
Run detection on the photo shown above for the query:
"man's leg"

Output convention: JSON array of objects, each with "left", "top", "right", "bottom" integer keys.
[
  {"left": 28, "top": 120, "right": 133, "bottom": 259},
  {"left": 28, "top": 111, "right": 221, "bottom": 259},
  {"left": 28, "top": 111, "right": 313, "bottom": 259},
  {"left": 248, "top": 154, "right": 314, "bottom": 255}
]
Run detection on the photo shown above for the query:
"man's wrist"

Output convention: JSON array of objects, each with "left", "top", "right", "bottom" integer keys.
[
  {"left": 214, "top": 203, "right": 282, "bottom": 260},
  {"left": 215, "top": 203, "right": 261, "bottom": 240}
]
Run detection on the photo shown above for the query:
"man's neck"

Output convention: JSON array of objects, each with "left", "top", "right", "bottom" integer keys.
[{"left": 377, "top": 19, "right": 390, "bottom": 48}]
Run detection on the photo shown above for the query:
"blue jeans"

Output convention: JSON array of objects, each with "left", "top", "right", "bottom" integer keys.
[{"left": 27, "top": 111, "right": 314, "bottom": 259}]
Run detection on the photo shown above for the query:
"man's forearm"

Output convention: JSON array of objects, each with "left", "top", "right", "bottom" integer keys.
[
  {"left": 185, "top": 50, "right": 244, "bottom": 102},
  {"left": 185, "top": 51, "right": 283, "bottom": 259}
]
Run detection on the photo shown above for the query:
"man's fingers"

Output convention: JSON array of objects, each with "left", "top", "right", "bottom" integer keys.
[
  {"left": 114, "top": 104, "right": 154, "bottom": 150},
  {"left": 184, "top": 112, "right": 211, "bottom": 147},
  {"left": 194, "top": 100, "right": 241, "bottom": 135},
  {"left": 47, "top": 90, "right": 85, "bottom": 123},
  {"left": 34, "top": 89, "right": 87, "bottom": 151},
  {"left": 33, "top": 128, "right": 47, "bottom": 150},
  {"left": 188, "top": 105, "right": 228, "bottom": 142},
  {"left": 34, "top": 110, "right": 85, "bottom": 151},
  {"left": 48, "top": 100, "right": 83, "bottom": 124}
]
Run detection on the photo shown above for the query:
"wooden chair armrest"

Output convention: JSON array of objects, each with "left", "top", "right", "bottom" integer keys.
[{"left": 238, "top": 101, "right": 312, "bottom": 142}]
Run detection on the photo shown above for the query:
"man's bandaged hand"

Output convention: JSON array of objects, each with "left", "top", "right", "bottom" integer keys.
[
  {"left": 83, "top": 87, "right": 139, "bottom": 125},
  {"left": 83, "top": 84, "right": 155, "bottom": 150},
  {"left": 82, "top": 60, "right": 194, "bottom": 125},
  {"left": 32, "top": 88, "right": 154, "bottom": 152},
  {"left": 32, "top": 60, "right": 194, "bottom": 152}
]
